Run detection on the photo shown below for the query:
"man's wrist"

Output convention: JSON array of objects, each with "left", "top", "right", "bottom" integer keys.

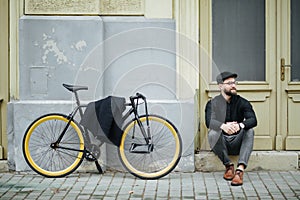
[{"left": 220, "top": 123, "right": 225, "bottom": 130}]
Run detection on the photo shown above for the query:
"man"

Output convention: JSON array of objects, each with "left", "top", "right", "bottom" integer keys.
[{"left": 205, "top": 71, "right": 257, "bottom": 186}]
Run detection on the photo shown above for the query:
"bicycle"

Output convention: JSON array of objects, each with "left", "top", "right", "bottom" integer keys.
[{"left": 22, "top": 83, "right": 182, "bottom": 180}]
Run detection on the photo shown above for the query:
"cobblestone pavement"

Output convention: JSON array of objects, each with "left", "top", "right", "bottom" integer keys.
[{"left": 0, "top": 171, "right": 300, "bottom": 199}]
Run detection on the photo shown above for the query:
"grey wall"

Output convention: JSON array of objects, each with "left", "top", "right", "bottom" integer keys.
[{"left": 8, "top": 16, "right": 195, "bottom": 173}]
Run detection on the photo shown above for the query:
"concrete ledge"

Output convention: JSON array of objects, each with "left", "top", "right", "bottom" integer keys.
[
  {"left": 0, "top": 160, "right": 8, "bottom": 172},
  {"left": 195, "top": 151, "right": 299, "bottom": 171}
]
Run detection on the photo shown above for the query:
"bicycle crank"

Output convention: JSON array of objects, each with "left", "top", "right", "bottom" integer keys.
[{"left": 85, "top": 144, "right": 101, "bottom": 160}]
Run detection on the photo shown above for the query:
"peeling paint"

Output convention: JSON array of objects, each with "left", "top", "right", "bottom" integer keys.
[
  {"left": 41, "top": 31, "right": 87, "bottom": 65},
  {"left": 74, "top": 40, "right": 87, "bottom": 51},
  {"left": 42, "top": 39, "right": 68, "bottom": 64},
  {"left": 42, "top": 33, "right": 51, "bottom": 40}
]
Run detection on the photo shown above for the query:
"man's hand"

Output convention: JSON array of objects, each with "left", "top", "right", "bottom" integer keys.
[{"left": 220, "top": 122, "right": 240, "bottom": 135}]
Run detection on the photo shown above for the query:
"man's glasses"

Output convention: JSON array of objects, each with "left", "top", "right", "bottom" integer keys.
[{"left": 223, "top": 81, "right": 237, "bottom": 86}]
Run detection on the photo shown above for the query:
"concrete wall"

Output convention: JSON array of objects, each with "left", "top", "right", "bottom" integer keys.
[{"left": 8, "top": 16, "right": 195, "bottom": 173}]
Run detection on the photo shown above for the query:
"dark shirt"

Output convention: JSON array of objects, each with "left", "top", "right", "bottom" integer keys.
[{"left": 205, "top": 94, "right": 257, "bottom": 131}]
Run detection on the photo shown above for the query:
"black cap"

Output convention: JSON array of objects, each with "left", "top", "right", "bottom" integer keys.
[{"left": 216, "top": 71, "right": 238, "bottom": 84}]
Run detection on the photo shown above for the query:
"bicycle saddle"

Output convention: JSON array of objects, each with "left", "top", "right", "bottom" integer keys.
[{"left": 63, "top": 83, "right": 88, "bottom": 92}]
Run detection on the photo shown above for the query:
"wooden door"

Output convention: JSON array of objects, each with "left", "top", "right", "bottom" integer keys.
[{"left": 277, "top": 0, "right": 300, "bottom": 150}]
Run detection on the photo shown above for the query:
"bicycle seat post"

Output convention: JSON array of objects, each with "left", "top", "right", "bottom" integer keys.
[{"left": 74, "top": 91, "right": 84, "bottom": 117}]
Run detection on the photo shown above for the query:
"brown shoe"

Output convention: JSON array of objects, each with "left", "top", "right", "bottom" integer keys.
[
  {"left": 231, "top": 169, "right": 244, "bottom": 186},
  {"left": 223, "top": 164, "right": 234, "bottom": 180}
]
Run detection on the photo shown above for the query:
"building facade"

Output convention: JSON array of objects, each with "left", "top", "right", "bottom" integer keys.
[{"left": 0, "top": 0, "right": 299, "bottom": 172}]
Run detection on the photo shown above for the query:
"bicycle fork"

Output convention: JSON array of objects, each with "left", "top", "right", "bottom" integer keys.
[
  {"left": 127, "top": 94, "right": 155, "bottom": 154},
  {"left": 128, "top": 119, "right": 154, "bottom": 154}
]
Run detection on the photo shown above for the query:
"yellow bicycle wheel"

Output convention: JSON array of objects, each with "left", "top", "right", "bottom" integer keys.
[
  {"left": 119, "top": 115, "right": 182, "bottom": 179},
  {"left": 23, "top": 113, "right": 85, "bottom": 178}
]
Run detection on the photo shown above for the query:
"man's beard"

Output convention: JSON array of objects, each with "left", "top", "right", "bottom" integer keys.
[{"left": 224, "top": 88, "right": 237, "bottom": 96}]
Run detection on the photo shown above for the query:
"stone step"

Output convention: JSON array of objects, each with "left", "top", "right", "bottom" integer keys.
[{"left": 195, "top": 151, "right": 300, "bottom": 171}]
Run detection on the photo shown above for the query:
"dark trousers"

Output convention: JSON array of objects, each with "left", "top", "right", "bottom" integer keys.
[{"left": 208, "top": 129, "right": 254, "bottom": 168}]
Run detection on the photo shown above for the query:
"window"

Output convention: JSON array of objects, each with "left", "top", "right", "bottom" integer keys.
[
  {"left": 212, "top": 0, "right": 265, "bottom": 82},
  {"left": 291, "top": 0, "right": 300, "bottom": 82}
]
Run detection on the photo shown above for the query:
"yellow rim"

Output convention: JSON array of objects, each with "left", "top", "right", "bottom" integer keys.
[
  {"left": 119, "top": 116, "right": 181, "bottom": 179},
  {"left": 24, "top": 115, "right": 84, "bottom": 177}
]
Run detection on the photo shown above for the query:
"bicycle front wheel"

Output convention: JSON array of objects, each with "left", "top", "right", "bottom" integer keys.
[
  {"left": 119, "top": 115, "right": 182, "bottom": 179},
  {"left": 23, "top": 113, "right": 85, "bottom": 178}
]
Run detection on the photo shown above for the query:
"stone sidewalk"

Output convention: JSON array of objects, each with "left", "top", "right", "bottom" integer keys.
[{"left": 0, "top": 171, "right": 300, "bottom": 199}]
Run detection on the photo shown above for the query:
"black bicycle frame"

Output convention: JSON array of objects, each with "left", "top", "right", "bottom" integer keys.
[
  {"left": 52, "top": 104, "right": 87, "bottom": 152},
  {"left": 53, "top": 91, "right": 151, "bottom": 151},
  {"left": 53, "top": 89, "right": 88, "bottom": 148}
]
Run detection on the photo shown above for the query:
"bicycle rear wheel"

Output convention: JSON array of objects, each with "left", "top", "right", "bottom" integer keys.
[
  {"left": 23, "top": 113, "right": 85, "bottom": 178},
  {"left": 119, "top": 115, "right": 182, "bottom": 179}
]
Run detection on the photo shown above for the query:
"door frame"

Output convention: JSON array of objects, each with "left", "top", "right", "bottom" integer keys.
[
  {"left": 0, "top": 0, "right": 9, "bottom": 159},
  {"left": 198, "top": 0, "right": 278, "bottom": 150}
]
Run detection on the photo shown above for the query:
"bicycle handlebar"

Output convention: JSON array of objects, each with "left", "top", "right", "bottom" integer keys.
[
  {"left": 136, "top": 93, "right": 146, "bottom": 100},
  {"left": 129, "top": 93, "right": 149, "bottom": 124},
  {"left": 130, "top": 93, "right": 146, "bottom": 101}
]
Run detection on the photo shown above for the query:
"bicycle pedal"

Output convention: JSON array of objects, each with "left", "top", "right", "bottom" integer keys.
[
  {"left": 129, "top": 143, "right": 153, "bottom": 154},
  {"left": 85, "top": 152, "right": 97, "bottom": 161},
  {"left": 85, "top": 144, "right": 101, "bottom": 160}
]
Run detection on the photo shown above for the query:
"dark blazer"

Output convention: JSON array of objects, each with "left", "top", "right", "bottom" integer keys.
[
  {"left": 205, "top": 94, "right": 257, "bottom": 131},
  {"left": 80, "top": 96, "right": 126, "bottom": 146}
]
